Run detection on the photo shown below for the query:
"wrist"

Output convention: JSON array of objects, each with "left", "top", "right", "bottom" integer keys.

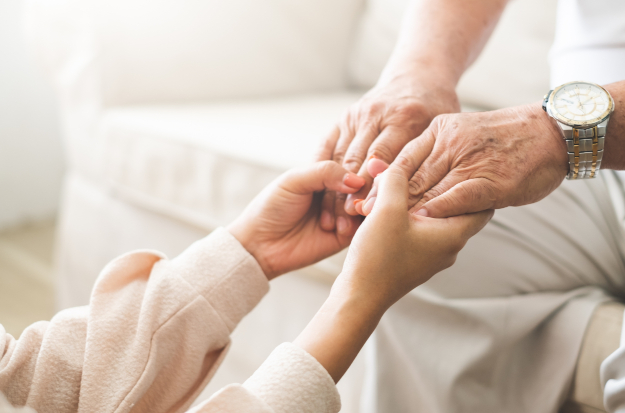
[
  {"left": 294, "top": 285, "right": 385, "bottom": 382},
  {"left": 329, "top": 271, "right": 392, "bottom": 319},
  {"left": 532, "top": 101, "right": 572, "bottom": 178},
  {"left": 226, "top": 222, "right": 274, "bottom": 280}
]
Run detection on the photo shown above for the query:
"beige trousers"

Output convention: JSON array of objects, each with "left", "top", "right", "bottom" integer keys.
[{"left": 363, "top": 171, "right": 625, "bottom": 413}]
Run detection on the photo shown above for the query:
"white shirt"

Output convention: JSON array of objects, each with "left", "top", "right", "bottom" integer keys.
[
  {"left": 551, "top": 0, "right": 625, "bottom": 87},
  {"left": 552, "top": 1, "right": 625, "bottom": 412}
]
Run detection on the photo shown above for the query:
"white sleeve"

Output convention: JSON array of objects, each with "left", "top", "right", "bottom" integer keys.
[
  {"left": 191, "top": 343, "right": 341, "bottom": 413},
  {"left": 601, "top": 309, "right": 625, "bottom": 412}
]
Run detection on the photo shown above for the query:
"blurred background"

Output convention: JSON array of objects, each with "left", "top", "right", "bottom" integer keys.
[
  {"left": 0, "top": 0, "right": 555, "bottom": 410},
  {"left": 0, "top": 0, "right": 63, "bottom": 336}
]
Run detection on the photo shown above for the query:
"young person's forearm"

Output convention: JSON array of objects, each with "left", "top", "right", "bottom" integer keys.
[
  {"left": 293, "top": 284, "right": 385, "bottom": 383},
  {"left": 379, "top": 0, "right": 508, "bottom": 88},
  {"left": 602, "top": 81, "right": 625, "bottom": 170}
]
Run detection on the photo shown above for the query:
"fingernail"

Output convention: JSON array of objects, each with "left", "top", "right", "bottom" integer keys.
[
  {"left": 368, "top": 154, "right": 379, "bottom": 160},
  {"left": 321, "top": 210, "right": 333, "bottom": 228},
  {"left": 343, "top": 173, "right": 366, "bottom": 189},
  {"left": 336, "top": 216, "right": 349, "bottom": 234},
  {"left": 367, "top": 157, "right": 390, "bottom": 178},
  {"left": 345, "top": 194, "right": 357, "bottom": 214},
  {"left": 354, "top": 199, "right": 365, "bottom": 215},
  {"left": 362, "top": 197, "right": 376, "bottom": 216},
  {"left": 415, "top": 208, "right": 428, "bottom": 217}
]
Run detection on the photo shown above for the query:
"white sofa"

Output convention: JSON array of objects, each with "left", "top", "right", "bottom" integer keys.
[{"left": 24, "top": 0, "right": 580, "bottom": 410}]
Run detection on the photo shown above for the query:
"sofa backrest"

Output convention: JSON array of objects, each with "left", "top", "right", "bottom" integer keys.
[
  {"left": 347, "top": 0, "right": 558, "bottom": 109},
  {"left": 88, "top": 0, "right": 365, "bottom": 106}
]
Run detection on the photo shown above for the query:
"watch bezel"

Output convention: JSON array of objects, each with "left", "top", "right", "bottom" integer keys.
[{"left": 547, "top": 81, "right": 614, "bottom": 128}]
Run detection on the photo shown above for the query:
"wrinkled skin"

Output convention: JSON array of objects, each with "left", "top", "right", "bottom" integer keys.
[
  {"left": 316, "top": 80, "right": 460, "bottom": 233},
  {"left": 360, "top": 103, "right": 569, "bottom": 218}
]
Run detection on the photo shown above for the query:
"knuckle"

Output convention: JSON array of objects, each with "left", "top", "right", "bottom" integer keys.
[
  {"left": 368, "top": 144, "right": 394, "bottom": 163},
  {"left": 365, "top": 101, "right": 384, "bottom": 116},
  {"left": 318, "top": 160, "right": 336, "bottom": 176},
  {"left": 333, "top": 147, "right": 347, "bottom": 162},
  {"left": 394, "top": 153, "right": 415, "bottom": 173},
  {"left": 408, "top": 173, "right": 427, "bottom": 197},
  {"left": 394, "top": 101, "right": 427, "bottom": 119}
]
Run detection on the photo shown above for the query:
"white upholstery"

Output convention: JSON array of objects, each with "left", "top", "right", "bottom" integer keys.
[{"left": 103, "top": 93, "right": 362, "bottom": 228}]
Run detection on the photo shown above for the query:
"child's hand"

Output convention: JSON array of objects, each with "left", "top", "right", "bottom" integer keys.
[
  {"left": 228, "top": 161, "right": 365, "bottom": 279},
  {"left": 334, "top": 165, "right": 493, "bottom": 313}
]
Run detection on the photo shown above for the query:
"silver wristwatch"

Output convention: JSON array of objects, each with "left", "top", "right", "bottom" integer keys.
[{"left": 543, "top": 81, "right": 614, "bottom": 179}]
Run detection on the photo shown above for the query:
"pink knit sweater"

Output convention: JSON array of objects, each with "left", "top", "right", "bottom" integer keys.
[{"left": 0, "top": 228, "right": 341, "bottom": 413}]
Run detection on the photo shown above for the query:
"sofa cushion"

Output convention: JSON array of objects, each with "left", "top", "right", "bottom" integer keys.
[
  {"left": 80, "top": 0, "right": 365, "bottom": 106},
  {"left": 347, "top": 0, "right": 558, "bottom": 109},
  {"left": 102, "top": 92, "right": 362, "bottom": 229}
]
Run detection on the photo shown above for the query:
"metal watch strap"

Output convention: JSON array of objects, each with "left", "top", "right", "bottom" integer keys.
[{"left": 562, "top": 123, "right": 606, "bottom": 179}]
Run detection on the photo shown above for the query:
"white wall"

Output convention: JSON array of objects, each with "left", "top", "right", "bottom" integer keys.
[{"left": 0, "top": 0, "right": 64, "bottom": 230}]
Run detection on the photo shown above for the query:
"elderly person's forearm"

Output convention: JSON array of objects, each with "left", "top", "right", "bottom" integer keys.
[{"left": 379, "top": 0, "right": 508, "bottom": 89}]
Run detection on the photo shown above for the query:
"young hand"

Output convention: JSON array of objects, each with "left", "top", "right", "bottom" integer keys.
[
  {"left": 336, "top": 166, "right": 493, "bottom": 313},
  {"left": 227, "top": 161, "right": 365, "bottom": 280},
  {"left": 333, "top": 166, "right": 493, "bottom": 311},
  {"left": 294, "top": 162, "right": 492, "bottom": 382}
]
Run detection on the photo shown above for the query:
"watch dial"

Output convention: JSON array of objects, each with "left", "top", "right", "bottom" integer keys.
[{"left": 551, "top": 82, "right": 611, "bottom": 125}]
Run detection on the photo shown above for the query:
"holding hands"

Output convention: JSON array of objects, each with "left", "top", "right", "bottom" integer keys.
[
  {"left": 228, "top": 155, "right": 492, "bottom": 382},
  {"left": 228, "top": 161, "right": 365, "bottom": 280},
  {"left": 317, "top": 76, "right": 460, "bottom": 233}
]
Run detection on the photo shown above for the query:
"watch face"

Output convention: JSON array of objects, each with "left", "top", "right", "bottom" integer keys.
[{"left": 549, "top": 81, "right": 613, "bottom": 127}]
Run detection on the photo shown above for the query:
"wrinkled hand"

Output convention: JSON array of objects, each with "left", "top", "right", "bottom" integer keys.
[
  {"left": 316, "top": 81, "right": 460, "bottom": 234},
  {"left": 359, "top": 103, "right": 569, "bottom": 218},
  {"left": 227, "top": 161, "right": 365, "bottom": 280},
  {"left": 333, "top": 166, "right": 493, "bottom": 311}
]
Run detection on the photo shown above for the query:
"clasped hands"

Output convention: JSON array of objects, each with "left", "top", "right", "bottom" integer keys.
[
  {"left": 228, "top": 82, "right": 570, "bottom": 335},
  {"left": 318, "top": 83, "right": 569, "bottom": 224}
]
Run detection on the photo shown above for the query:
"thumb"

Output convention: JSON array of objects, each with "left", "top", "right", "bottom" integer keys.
[
  {"left": 369, "top": 166, "right": 409, "bottom": 215},
  {"left": 441, "top": 209, "right": 495, "bottom": 242},
  {"left": 281, "top": 161, "right": 366, "bottom": 195},
  {"left": 415, "top": 178, "right": 498, "bottom": 218},
  {"left": 367, "top": 157, "right": 390, "bottom": 178}
]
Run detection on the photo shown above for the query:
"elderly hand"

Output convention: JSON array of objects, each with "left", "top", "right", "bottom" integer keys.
[
  {"left": 359, "top": 103, "right": 569, "bottom": 218},
  {"left": 227, "top": 161, "right": 365, "bottom": 280},
  {"left": 316, "top": 78, "right": 460, "bottom": 234}
]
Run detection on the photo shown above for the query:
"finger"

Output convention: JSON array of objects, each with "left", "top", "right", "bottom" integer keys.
[
  {"left": 332, "top": 120, "right": 358, "bottom": 166},
  {"left": 282, "top": 161, "right": 366, "bottom": 195},
  {"left": 367, "top": 157, "right": 390, "bottom": 178},
  {"left": 342, "top": 122, "right": 380, "bottom": 173},
  {"left": 368, "top": 169, "right": 409, "bottom": 215},
  {"left": 390, "top": 126, "right": 437, "bottom": 181},
  {"left": 335, "top": 192, "right": 353, "bottom": 235},
  {"left": 320, "top": 190, "right": 336, "bottom": 231},
  {"left": 360, "top": 176, "right": 379, "bottom": 216},
  {"left": 347, "top": 156, "right": 388, "bottom": 215},
  {"left": 414, "top": 178, "right": 499, "bottom": 218},
  {"left": 314, "top": 126, "right": 340, "bottom": 162},
  {"left": 436, "top": 209, "right": 495, "bottom": 242},
  {"left": 409, "top": 171, "right": 465, "bottom": 213},
  {"left": 331, "top": 119, "right": 361, "bottom": 230},
  {"left": 344, "top": 126, "right": 407, "bottom": 214},
  {"left": 317, "top": 126, "right": 342, "bottom": 230},
  {"left": 405, "top": 147, "right": 450, "bottom": 210},
  {"left": 359, "top": 128, "right": 441, "bottom": 216}
]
